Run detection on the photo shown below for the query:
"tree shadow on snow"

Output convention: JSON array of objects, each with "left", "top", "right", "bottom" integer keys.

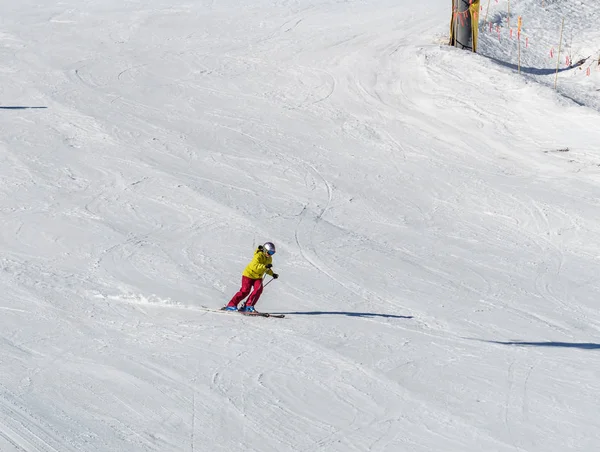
[
  {"left": 487, "top": 340, "right": 600, "bottom": 350},
  {"left": 484, "top": 56, "right": 574, "bottom": 76},
  {"left": 276, "top": 311, "right": 413, "bottom": 319},
  {"left": 0, "top": 106, "right": 47, "bottom": 110}
]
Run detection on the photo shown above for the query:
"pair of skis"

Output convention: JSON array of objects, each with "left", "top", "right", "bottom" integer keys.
[
  {"left": 216, "top": 306, "right": 285, "bottom": 319},
  {"left": 240, "top": 311, "right": 285, "bottom": 319}
]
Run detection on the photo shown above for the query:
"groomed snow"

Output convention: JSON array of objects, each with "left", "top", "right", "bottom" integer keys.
[{"left": 1, "top": 0, "right": 599, "bottom": 451}]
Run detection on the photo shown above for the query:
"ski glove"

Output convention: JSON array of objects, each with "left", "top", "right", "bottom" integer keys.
[
  {"left": 265, "top": 264, "right": 272, "bottom": 269},
  {"left": 272, "top": 273, "right": 279, "bottom": 279}
]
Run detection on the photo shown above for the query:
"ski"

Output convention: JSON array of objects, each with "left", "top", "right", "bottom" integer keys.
[
  {"left": 205, "top": 306, "right": 285, "bottom": 318},
  {"left": 239, "top": 311, "right": 285, "bottom": 319}
]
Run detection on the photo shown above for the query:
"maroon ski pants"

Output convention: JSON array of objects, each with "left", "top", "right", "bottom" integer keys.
[{"left": 227, "top": 276, "right": 263, "bottom": 308}]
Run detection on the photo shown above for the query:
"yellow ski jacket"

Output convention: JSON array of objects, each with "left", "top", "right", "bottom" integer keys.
[{"left": 242, "top": 247, "right": 274, "bottom": 279}]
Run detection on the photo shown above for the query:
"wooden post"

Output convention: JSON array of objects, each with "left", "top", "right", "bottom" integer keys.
[
  {"left": 484, "top": 0, "right": 491, "bottom": 23},
  {"left": 517, "top": 33, "right": 521, "bottom": 74},
  {"left": 518, "top": 17, "right": 522, "bottom": 74},
  {"left": 554, "top": 18, "right": 565, "bottom": 90}
]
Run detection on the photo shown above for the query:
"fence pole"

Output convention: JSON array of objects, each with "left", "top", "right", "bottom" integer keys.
[
  {"left": 554, "top": 18, "right": 565, "bottom": 90},
  {"left": 484, "top": 0, "right": 491, "bottom": 23}
]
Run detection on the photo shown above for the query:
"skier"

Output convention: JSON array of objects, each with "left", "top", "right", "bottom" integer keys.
[{"left": 223, "top": 242, "right": 279, "bottom": 313}]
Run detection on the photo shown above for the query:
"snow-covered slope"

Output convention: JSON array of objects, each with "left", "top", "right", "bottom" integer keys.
[
  {"left": 480, "top": 0, "right": 600, "bottom": 110},
  {"left": 1, "top": 0, "right": 599, "bottom": 451}
]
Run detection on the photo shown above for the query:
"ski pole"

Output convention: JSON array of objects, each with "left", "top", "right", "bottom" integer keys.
[{"left": 262, "top": 275, "right": 275, "bottom": 289}]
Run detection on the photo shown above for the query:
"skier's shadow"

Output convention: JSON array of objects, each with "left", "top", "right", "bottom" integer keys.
[
  {"left": 276, "top": 311, "right": 413, "bottom": 319},
  {"left": 486, "top": 340, "right": 600, "bottom": 350}
]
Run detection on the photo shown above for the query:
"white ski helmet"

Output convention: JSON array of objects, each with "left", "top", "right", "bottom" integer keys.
[{"left": 263, "top": 242, "right": 276, "bottom": 255}]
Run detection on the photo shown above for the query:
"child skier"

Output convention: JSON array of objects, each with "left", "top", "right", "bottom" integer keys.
[{"left": 223, "top": 242, "right": 279, "bottom": 313}]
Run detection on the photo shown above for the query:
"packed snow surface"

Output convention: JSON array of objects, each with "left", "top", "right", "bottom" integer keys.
[{"left": 1, "top": 0, "right": 599, "bottom": 451}]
